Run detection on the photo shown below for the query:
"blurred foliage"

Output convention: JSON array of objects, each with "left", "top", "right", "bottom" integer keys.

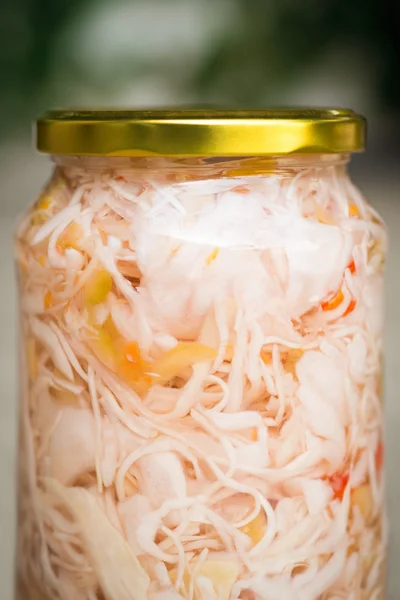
[
  {"left": 197, "top": 0, "right": 400, "bottom": 105},
  {"left": 0, "top": 0, "right": 400, "bottom": 136},
  {"left": 0, "top": 0, "right": 82, "bottom": 124}
]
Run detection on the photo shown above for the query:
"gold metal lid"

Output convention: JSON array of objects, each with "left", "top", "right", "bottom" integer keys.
[{"left": 36, "top": 108, "right": 366, "bottom": 156}]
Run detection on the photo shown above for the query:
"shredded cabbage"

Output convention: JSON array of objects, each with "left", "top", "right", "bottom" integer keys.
[{"left": 15, "top": 155, "right": 387, "bottom": 599}]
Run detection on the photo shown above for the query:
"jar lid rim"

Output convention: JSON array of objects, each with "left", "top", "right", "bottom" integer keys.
[{"left": 36, "top": 108, "right": 366, "bottom": 156}]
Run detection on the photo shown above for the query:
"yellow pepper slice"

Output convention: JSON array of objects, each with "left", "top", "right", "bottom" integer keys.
[
  {"left": 197, "top": 560, "right": 240, "bottom": 600},
  {"left": 351, "top": 484, "right": 373, "bottom": 521},
  {"left": 205, "top": 248, "right": 219, "bottom": 265},
  {"left": 152, "top": 342, "right": 217, "bottom": 381},
  {"left": 84, "top": 270, "right": 113, "bottom": 306},
  {"left": 92, "top": 325, "right": 118, "bottom": 370},
  {"left": 169, "top": 560, "right": 240, "bottom": 600},
  {"left": 58, "top": 222, "right": 83, "bottom": 251},
  {"left": 240, "top": 510, "right": 266, "bottom": 545}
]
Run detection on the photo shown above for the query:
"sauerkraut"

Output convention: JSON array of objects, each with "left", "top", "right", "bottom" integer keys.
[{"left": 15, "top": 154, "right": 387, "bottom": 600}]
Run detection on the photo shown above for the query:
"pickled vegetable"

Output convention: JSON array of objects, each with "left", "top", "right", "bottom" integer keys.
[{"left": 15, "top": 154, "right": 387, "bottom": 600}]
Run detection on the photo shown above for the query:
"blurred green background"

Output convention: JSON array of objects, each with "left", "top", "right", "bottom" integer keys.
[
  {"left": 0, "top": 1, "right": 399, "bottom": 598},
  {"left": 1, "top": 0, "right": 400, "bottom": 140}
]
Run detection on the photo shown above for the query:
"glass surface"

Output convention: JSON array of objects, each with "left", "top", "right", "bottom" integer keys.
[{"left": 14, "top": 154, "right": 387, "bottom": 600}]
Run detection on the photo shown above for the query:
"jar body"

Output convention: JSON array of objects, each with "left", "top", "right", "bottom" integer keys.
[{"left": 15, "top": 155, "right": 387, "bottom": 600}]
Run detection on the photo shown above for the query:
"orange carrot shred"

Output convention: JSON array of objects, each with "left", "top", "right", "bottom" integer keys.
[
  {"left": 328, "top": 472, "right": 349, "bottom": 500},
  {"left": 44, "top": 291, "right": 53, "bottom": 309},
  {"left": 343, "top": 299, "right": 356, "bottom": 317},
  {"left": 260, "top": 349, "right": 272, "bottom": 364},
  {"left": 321, "top": 289, "right": 344, "bottom": 311},
  {"left": 349, "top": 204, "right": 359, "bottom": 217},
  {"left": 251, "top": 428, "right": 258, "bottom": 442},
  {"left": 235, "top": 186, "right": 251, "bottom": 194},
  {"left": 348, "top": 259, "right": 356, "bottom": 274}
]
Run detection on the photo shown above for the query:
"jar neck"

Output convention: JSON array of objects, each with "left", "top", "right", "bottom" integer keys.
[
  {"left": 52, "top": 153, "right": 350, "bottom": 168},
  {"left": 51, "top": 154, "right": 351, "bottom": 184}
]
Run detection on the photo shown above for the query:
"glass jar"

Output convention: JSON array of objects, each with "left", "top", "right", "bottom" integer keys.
[{"left": 15, "top": 110, "right": 387, "bottom": 600}]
